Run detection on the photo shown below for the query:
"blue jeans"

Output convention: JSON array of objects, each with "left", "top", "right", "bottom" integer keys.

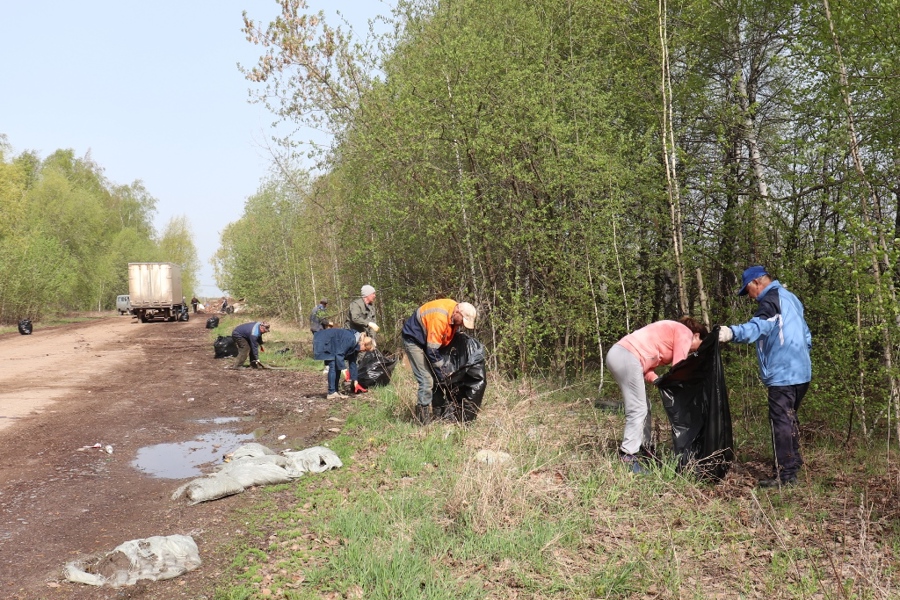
[
  {"left": 403, "top": 338, "right": 437, "bottom": 407},
  {"left": 326, "top": 357, "right": 358, "bottom": 394}
]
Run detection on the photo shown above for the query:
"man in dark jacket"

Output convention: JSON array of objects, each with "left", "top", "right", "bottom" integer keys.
[
  {"left": 346, "top": 285, "right": 379, "bottom": 337},
  {"left": 229, "top": 321, "right": 270, "bottom": 369},
  {"left": 401, "top": 299, "right": 477, "bottom": 425},
  {"left": 313, "top": 328, "right": 375, "bottom": 399},
  {"left": 719, "top": 266, "right": 812, "bottom": 488},
  {"left": 309, "top": 298, "right": 329, "bottom": 334}
]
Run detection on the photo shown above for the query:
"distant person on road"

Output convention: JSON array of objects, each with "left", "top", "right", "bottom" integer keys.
[
  {"left": 190, "top": 296, "right": 199, "bottom": 314},
  {"left": 606, "top": 316, "right": 708, "bottom": 473},
  {"left": 229, "top": 321, "right": 270, "bottom": 369},
  {"left": 718, "top": 266, "right": 812, "bottom": 489},
  {"left": 401, "top": 299, "right": 477, "bottom": 425},
  {"left": 309, "top": 298, "right": 330, "bottom": 334},
  {"left": 346, "top": 285, "right": 379, "bottom": 337},
  {"left": 313, "top": 328, "right": 376, "bottom": 400}
]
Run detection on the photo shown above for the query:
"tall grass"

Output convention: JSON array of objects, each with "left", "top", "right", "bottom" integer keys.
[{"left": 211, "top": 360, "right": 900, "bottom": 599}]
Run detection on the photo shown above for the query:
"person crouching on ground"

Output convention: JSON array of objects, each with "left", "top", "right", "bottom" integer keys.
[
  {"left": 401, "top": 299, "right": 478, "bottom": 425},
  {"left": 606, "top": 316, "right": 708, "bottom": 472},
  {"left": 313, "top": 328, "right": 376, "bottom": 400},
  {"left": 229, "top": 321, "right": 270, "bottom": 369}
]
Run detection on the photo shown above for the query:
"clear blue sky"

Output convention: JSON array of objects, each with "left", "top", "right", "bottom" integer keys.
[{"left": 0, "top": 1, "right": 391, "bottom": 298}]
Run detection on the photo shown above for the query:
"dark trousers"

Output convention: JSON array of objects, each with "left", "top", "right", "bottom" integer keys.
[
  {"left": 233, "top": 337, "right": 251, "bottom": 368},
  {"left": 768, "top": 383, "right": 809, "bottom": 481}
]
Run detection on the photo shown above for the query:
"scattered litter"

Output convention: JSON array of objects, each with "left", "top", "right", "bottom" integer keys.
[
  {"left": 327, "top": 417, "right": 344, "bottom": 422},
  {"left": 282, "top": 446, "right": 343, "bottom": 473},
  {"left": 475, "top": 450, "right": 512, "bottom": 465},
  {"left": 228, "top": 443, "right": 276, "bottom": 461},
  {"left": 328, "top": 428, "right": 341, "bottom": 433},
  {"left": 64, "top": 534, "right": 201, "bottom": 588},
  {"left": 173, "top": 444, "right": 342, "bottom": 505},
  {"left": 277, "top": 435, "right": 286, "bottom": 441},
  {"left": 77, "top": 443, "right": 109, "bottom": 452}
]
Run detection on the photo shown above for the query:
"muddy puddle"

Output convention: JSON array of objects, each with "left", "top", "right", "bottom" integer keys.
[{"left": 132, "top": 428, "right": 254, "bottom": 479}]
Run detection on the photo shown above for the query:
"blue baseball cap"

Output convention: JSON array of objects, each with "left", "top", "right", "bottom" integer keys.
[{"left": 738, "top": 265, "right": 768, "bottom": 296}]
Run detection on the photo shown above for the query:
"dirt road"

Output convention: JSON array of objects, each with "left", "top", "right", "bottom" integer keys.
[{"left": 0, "top": 314, "right": 346, "bottom": 599}]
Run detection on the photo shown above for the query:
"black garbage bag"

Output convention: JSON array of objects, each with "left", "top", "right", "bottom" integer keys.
[
  {"left": 357, "top": 350, "right": 398, "bottom": 389},
  {"left": 213, "top": 335, "right": 238, "bottom": 358},
  {"left": 655, "top": 326, "right": 733, "bottom": 480},
  {"left": 206, "top": 316, "right": 219, "bottom": 329},
  {"left": 180, "top": 306, "right": 190, "bottom": 321},
  {"left": 18, "top": 319, "right": 33, "bottom": 335},
  {"left": 431, "top": 333, "right": 487, "bottom": 423}
]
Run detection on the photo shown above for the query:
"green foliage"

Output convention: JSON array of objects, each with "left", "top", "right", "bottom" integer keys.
[
  {"left": 0, "top": 143, "right": 177, "bottom": 320},
  {"left": 229, "top": 0, "right": 900, "bottom": 439}
]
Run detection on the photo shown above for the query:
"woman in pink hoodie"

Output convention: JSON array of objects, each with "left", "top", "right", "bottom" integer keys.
[{"left": 606, "top": 316, "right": 708, "bottom": 472}]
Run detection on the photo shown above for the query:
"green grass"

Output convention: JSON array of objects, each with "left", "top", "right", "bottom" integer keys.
[{"left": 205, "top": 365, "right": 900, "bottom": 599}]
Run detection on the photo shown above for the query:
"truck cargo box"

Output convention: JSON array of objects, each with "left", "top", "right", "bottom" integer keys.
[
  {"left": 129, "top": 263, "right": 183, "bottom": 306},
  {"left": 128, "top": 263, "right": 186, "bottom": 322}
]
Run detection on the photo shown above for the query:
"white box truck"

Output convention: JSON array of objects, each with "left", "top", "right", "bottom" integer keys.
[{"left": 128, "top": 262, "right": 188, "bottom": 322}]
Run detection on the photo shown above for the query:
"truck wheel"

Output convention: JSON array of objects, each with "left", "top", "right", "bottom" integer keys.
[{"left": 140, "top": 312, "right": 149, "bottom": 323}]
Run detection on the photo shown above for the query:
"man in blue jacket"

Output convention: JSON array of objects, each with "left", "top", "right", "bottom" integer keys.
[
  {"left": 719, "top": 266, "right": 812, "bottom": 488},
  {"left": 230, "top": 321, "right": 270, "bottom": 369}
]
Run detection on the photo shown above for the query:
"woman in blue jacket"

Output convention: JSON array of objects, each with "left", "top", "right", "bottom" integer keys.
[
  {"left": 313, "top": 328, "right": 376, "bottom": 399},
  {"left": 719, "top": 266, "right": 812, "bottom": 488}
]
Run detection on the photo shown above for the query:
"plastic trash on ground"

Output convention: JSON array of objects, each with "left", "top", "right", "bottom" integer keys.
[
  {"left": 282, "top": 446, "right": 343, "bottom": 473},
  {"left": 655, "top": 326, "right": 734, "bottom": 480},
  {"left": 213, "top": 335, "right": 238, "bottom": 358},
  {"left": 173, "top": 444, "right": 342, "bottom": 505},
  {"left": 64, "top": 534, "right": 201, "bottom": 588},
  {"left": 171, "top": 472, "right": 245, "bottom": 505}
]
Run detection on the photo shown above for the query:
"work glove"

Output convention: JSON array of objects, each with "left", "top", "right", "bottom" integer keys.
[
  {"left": 718, "top": 327, "right": 734, "bottom": 343},
  {"left": 368, "top": 322, "right": 380, "bottom": 333}
]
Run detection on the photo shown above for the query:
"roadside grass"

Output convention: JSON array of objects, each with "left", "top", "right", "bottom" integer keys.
[
  {"left": 206, "top": 344, "right": 900, "bottom": 599},
  {"left": 207, "top": 315, "right": 319, "bottom": 370}
]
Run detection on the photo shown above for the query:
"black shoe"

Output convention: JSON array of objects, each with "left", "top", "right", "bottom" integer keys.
[
  {"left": 757, "top": 477, "right": 796, "bottom": 489},
  {"left": 415, "top": 405, "right": 433, "bottom": 426}
]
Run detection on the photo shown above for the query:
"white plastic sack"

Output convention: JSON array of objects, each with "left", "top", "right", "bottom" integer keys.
[
  {"left": 64, "top": 534, "right": 201, "bottom": 588},
  {"left": 283, "top": 446, "right": 343, "bottom": 473},
  {"left": 173, "top": 444, "right": 342, "bottom": 505},
  {"left": 229, "top": 442, "right": 277, "bottom": 461},
  {"left": 171, "top": 472, "right": 245, "bottom": 505},
  {"left": 217, "top": 455, "right": 302, "bottom": 487}
]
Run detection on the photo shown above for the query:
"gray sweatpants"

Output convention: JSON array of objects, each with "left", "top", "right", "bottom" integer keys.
[{"left": 606, "top": 343, "right": 651, "bottom": 455}]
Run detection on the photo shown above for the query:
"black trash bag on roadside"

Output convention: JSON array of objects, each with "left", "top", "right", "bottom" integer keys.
[
  {"left": 206, "top": 316, "right": 219, "bottom": 329},
  {"left": 18, "top": 319, "right": 33, "bottom": 335},
  {"left": 213, "top": 335, "right": 238, "bottom": 358},
  {"left": 655, "top": 326, "right": 733, "bottom": 480},
  {"left": 357, "top": 350, "right": 398, "bottom": 389},
  {"left": 180, "top": 306, "right": 190, "bottom": 321},
  {"left": 431, "top": 333, "right": 487, "bottom": 423}
]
